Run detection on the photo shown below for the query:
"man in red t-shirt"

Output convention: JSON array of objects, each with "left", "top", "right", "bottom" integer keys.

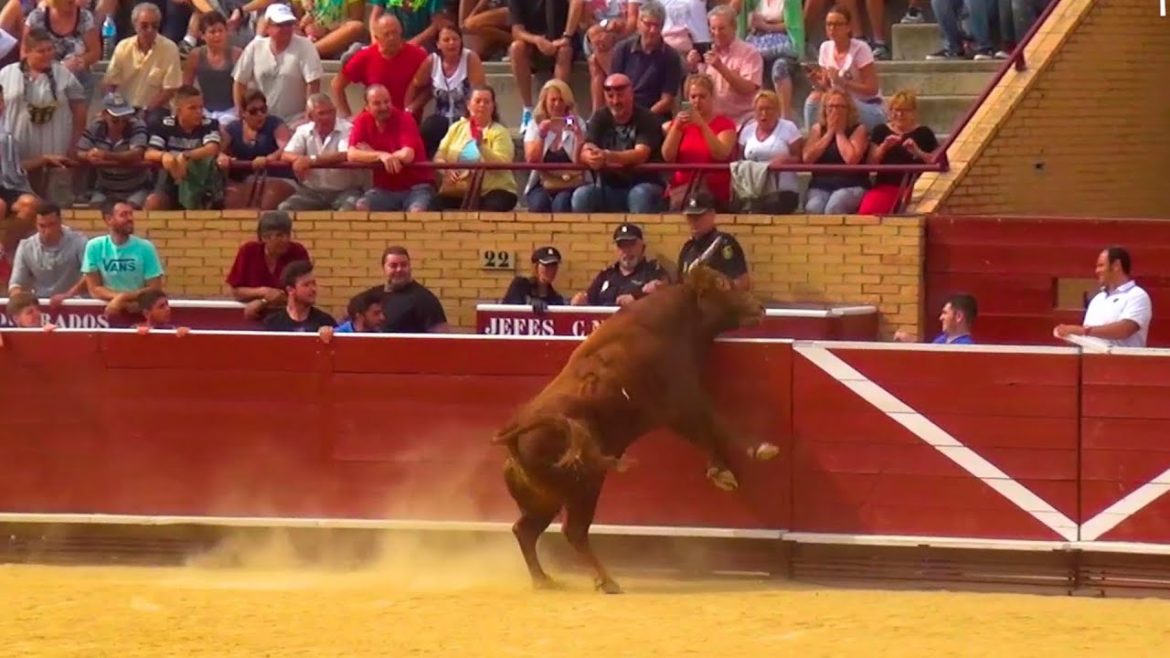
[
  {"left": 331, "top": 14, "right": 428, "bottom": 120},
  {"left": 346, "top": 84, "right": 435, "bottom": 212}
]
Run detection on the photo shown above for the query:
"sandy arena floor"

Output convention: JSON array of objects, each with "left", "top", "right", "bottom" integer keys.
[{"left": 1, "top": 534, "right": 1168, "bottom": 658}]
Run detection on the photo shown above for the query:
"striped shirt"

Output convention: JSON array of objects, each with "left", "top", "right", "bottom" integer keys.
[
  {"left": 0, "top": 129, "right": 30, "bottom": 193},
  {"left": 76, "top": 117, "right": 151, "bottom": 194},
  {"left": 147, "top": 115, "right": 221, "bottom": 153}
]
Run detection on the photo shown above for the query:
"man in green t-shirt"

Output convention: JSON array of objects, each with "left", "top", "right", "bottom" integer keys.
[{"left": 80, "top": 199, "right": 166, "bottom": 318}]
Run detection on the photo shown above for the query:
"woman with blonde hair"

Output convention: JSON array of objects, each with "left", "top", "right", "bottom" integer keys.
[
  {"left": 736, "top": 89, "right": 804, "bottom": 214},
  {"left": 522, "top": 78, "right": 588, "bottom": 213},
  {"left": 859, "top": 89, "right": 940, "bottom": 214},
  {"left": 433, "top": 85, "right": 518, "bottom": 211},
  {"left": 662, "top": 73, "right": 736, "bottom": 211},
  {"left": 802, "top": 88, "right": 869, "bottom": 214}
]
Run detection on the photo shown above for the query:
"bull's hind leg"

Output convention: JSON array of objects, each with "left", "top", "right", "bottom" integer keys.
[
  {"left": 562, "top": 482, "right": 622, "bottom": 594},
  {"left": 504, "top": 459, "right": 563, "bottom": 589}
]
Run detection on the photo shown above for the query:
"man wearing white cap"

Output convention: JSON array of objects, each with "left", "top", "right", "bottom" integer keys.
[
  {"left": 76, "top": 93, "right": 152, "bottom": 209},
  {"left": 232, "top": 3, "right": 324, "bottom": 124}
]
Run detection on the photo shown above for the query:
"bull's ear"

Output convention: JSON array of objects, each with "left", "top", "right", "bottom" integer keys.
[{"left": 685, "top": 263, "right": 729, "bottom": 293}]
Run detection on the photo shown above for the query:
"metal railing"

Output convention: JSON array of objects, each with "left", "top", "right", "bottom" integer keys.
[
  {"left": 59, "top": 159, "right": 941, "bottom": 214},
  {"left": 934, "top": 0, "right": 1064, "bottom": 171}
]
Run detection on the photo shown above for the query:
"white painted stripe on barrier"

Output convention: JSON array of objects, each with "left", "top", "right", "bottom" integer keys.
[
  {"left": 795, "top": 345, "right": 1080, "bottom": 541},
  {"left": 0, "top": 513, "right": 782, "bottom": 540},
  {"left": 1079, "top": 465, "right": 1170, "bottom": 541},
  {"left": 782, "top": 532, "right": 1072, "bottom": 552},
  {"left": 1069, "top": 540, "right": 1170, "bottom": 556}
]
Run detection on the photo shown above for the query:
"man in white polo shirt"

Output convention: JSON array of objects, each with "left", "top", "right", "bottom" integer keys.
[{"left": 1055, "top": 246, "right": 1152, "bottom": 348}]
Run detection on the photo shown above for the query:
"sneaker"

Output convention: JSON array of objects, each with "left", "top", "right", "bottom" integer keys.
[
  {"left": 339, "top": 42, "right": 363, "bottom": 68},
  {"left": 926, "top": 48, "right": 967, "bottom": 60},
  {"left": 519, "top": 107, "right": 533, "bottom": 133},
  {"left": 900, "top": 7, "right": 925, "bottom": 23},
  {"left": 993, "top": 49, "right": 1011, "bottom": 59},
  {"left": 871, "top": 41, "right": 891, "bottom": 60},
  {"left": 972, "top": 48, "right": 995, "bottom": 60}
]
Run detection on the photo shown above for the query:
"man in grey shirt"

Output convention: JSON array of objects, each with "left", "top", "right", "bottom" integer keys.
[{"left": 7, "top": 201, "right": 88, "bottom": 304}]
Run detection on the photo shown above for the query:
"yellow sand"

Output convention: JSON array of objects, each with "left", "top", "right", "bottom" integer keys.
[{"left": 1, "top": 533, "right": 1167, "bottom": 658}]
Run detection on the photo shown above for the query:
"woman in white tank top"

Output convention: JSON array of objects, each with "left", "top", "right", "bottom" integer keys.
[{"left": 404, "top": 25, "right": 486, "bottom": 158}]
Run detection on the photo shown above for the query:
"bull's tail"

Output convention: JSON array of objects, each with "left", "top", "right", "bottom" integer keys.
[{"left": 491, "top": 416, "right": 619, "bottom": 474}]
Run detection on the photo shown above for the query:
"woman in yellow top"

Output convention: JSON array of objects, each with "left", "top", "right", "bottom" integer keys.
[{"left": 433, "top": 85, "right": 518, "bottom": 211}]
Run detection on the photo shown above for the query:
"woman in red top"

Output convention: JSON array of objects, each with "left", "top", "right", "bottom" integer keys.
[{"left": 661, "top": 73, "right": 737, "bottom": 211}]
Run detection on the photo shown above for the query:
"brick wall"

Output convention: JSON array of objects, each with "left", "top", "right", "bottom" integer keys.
[
  {"left": 62, "top": 210, "right": 923, "bottom": 338},
  {"left": 914, "top": 0, "right": 1170, "bottom": 218}
]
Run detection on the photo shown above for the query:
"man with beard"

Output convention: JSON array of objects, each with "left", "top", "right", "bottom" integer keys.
[
  {"left": 346, "top": 84, "right": 433, "bottom": 213},
  {"left": 80, "top": 199, "right": 165, "bottom": 317},
  {"left": 335, "top": 289, "right": 387, "bottom": 333},
  {"left": 263, "top": 259, "right": 337, "bottom": 333},
  {"left": 571, "top": 73, "right": 665, "bottom": 214},
  {"left": 359, "top": 245, "right": 449, "bottom": 334},
  {"left": 571, "top": 222, "right": 669, "bottom": 307}
]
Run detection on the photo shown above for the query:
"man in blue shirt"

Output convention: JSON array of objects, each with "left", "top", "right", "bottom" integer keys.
[
  {"left": 336, "top": 288, "right": 387, "bottom": 333},
  {"left": 895, "top": 293, "right": 977, "bottom": 345}
]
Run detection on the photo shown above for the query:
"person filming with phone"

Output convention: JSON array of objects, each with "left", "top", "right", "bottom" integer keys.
[{"left": 522, "top": 80, "right": 589, "bottom": 212}]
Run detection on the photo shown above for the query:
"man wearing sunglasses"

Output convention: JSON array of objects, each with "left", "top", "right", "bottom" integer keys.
[{"left": 571, "top": 72, "right": 665, "bottom": 214}]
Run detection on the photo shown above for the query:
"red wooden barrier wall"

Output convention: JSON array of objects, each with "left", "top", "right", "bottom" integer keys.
[
  {"left": 2, "top": 331, "right": 1170, "bottom": 547},
  {"left": 0, "top": 332, "right": 791, "bottom": 531},
  {"left": 926, "top": 216, "right": 1170, "bottom": 347}
]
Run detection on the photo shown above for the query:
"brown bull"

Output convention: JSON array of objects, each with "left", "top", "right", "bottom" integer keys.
[{"left": 491, "top": 264, "right": 779, "bottom": 594}]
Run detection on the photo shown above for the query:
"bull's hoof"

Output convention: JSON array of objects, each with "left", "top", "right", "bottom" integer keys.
[
  {"left": 595, "top": 578, "right": 623, "bottom": 594},
  {"left": 706, "top": 467, "right": 739, "bottom": 491},
  {"left": 532, "top": 576, "right": 565, "bottom": 591},
  {"left": 750, "top": 442, "right": 780, "bottom": 461}
]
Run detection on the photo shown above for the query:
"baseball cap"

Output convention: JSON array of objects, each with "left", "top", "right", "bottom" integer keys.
[
  {"left": 264, "top": 3, "right": 297, "bottom": 24},
  {"left": 532, "top": 246, "right": 562, "bottom": 265},
  {"left": 612, "top": 223, "right": 643, "bottom": 243},
  {"left": 683, "top": 192, "right": 715, "bottom": 216},
  {"left": 102, "top": 92, "right": 135, "bottom": 118}
]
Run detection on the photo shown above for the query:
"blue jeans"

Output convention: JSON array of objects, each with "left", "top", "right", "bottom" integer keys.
[
  {"left": 525, "top": 186, "right": 574, "bottom": 213},
  {"left": 359, "top": 184, "right": 435, "bottom": 212},
  {"left": 1000, "top": 0, "right": 1048, "bottom": 43},
  {"left": 932, "top": 0, "right": 994, "bottom": 52},
  {"left": 570, "top": 182, "right": 665, "bottom": 214}
]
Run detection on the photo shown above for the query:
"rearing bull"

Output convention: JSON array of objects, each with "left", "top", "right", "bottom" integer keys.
[{"left": 492, "top": 264, "right": 779, "bottom": 594}]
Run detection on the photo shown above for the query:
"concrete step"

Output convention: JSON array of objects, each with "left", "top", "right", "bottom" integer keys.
[
  {"left": 877, "top": 60, "right": 998, "bottom": 96},
  {"left": 892, "top": 22, "right": 949, "bottom": 61}
]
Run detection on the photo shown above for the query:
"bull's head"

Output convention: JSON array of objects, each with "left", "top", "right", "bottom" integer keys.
[{"left": 684, "top": 264, "right": 765, "bottom": 334}]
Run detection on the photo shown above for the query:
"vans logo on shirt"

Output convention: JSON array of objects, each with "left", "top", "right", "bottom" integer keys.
[{"left": 103, "top": 258, "right": 138, "bottom": 273}]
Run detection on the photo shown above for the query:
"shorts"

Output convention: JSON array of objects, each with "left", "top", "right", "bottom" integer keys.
[
  {"left": 0, "top": 185, "right": 30, "bottom": 206},
  {"left": 92, "top": 188, "right": 151, "bottom": 209},
  {"left": 278, "top": 185, "right": 363, "bottom": 212}
]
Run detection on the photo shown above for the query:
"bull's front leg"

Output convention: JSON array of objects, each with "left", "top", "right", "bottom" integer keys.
[{"left": 669, "top": 405, "right": 778, "bottom": 492}]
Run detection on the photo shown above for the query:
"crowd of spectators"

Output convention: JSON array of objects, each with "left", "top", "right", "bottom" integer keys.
[
  {"left": 0, "top": 0, "right": 1096, "bottom": 346},
  {"left": 0, "top": 0, "right": 1054, "bottom": 218}
]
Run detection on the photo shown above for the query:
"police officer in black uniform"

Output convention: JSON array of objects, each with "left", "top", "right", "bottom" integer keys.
[
  {"left": 676, "top": 192, "right": 751, "bottom": 290},
  {"left": 572, "top": 223, "right": 671, "bottom": 307},
  {"left": 501, "top": 246, "right": 567, "bottom": 312}
]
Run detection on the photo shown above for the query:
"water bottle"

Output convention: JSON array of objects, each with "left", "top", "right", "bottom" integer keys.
[{"left": 101, "top": 16, "right": 116, "bottom": 60}]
